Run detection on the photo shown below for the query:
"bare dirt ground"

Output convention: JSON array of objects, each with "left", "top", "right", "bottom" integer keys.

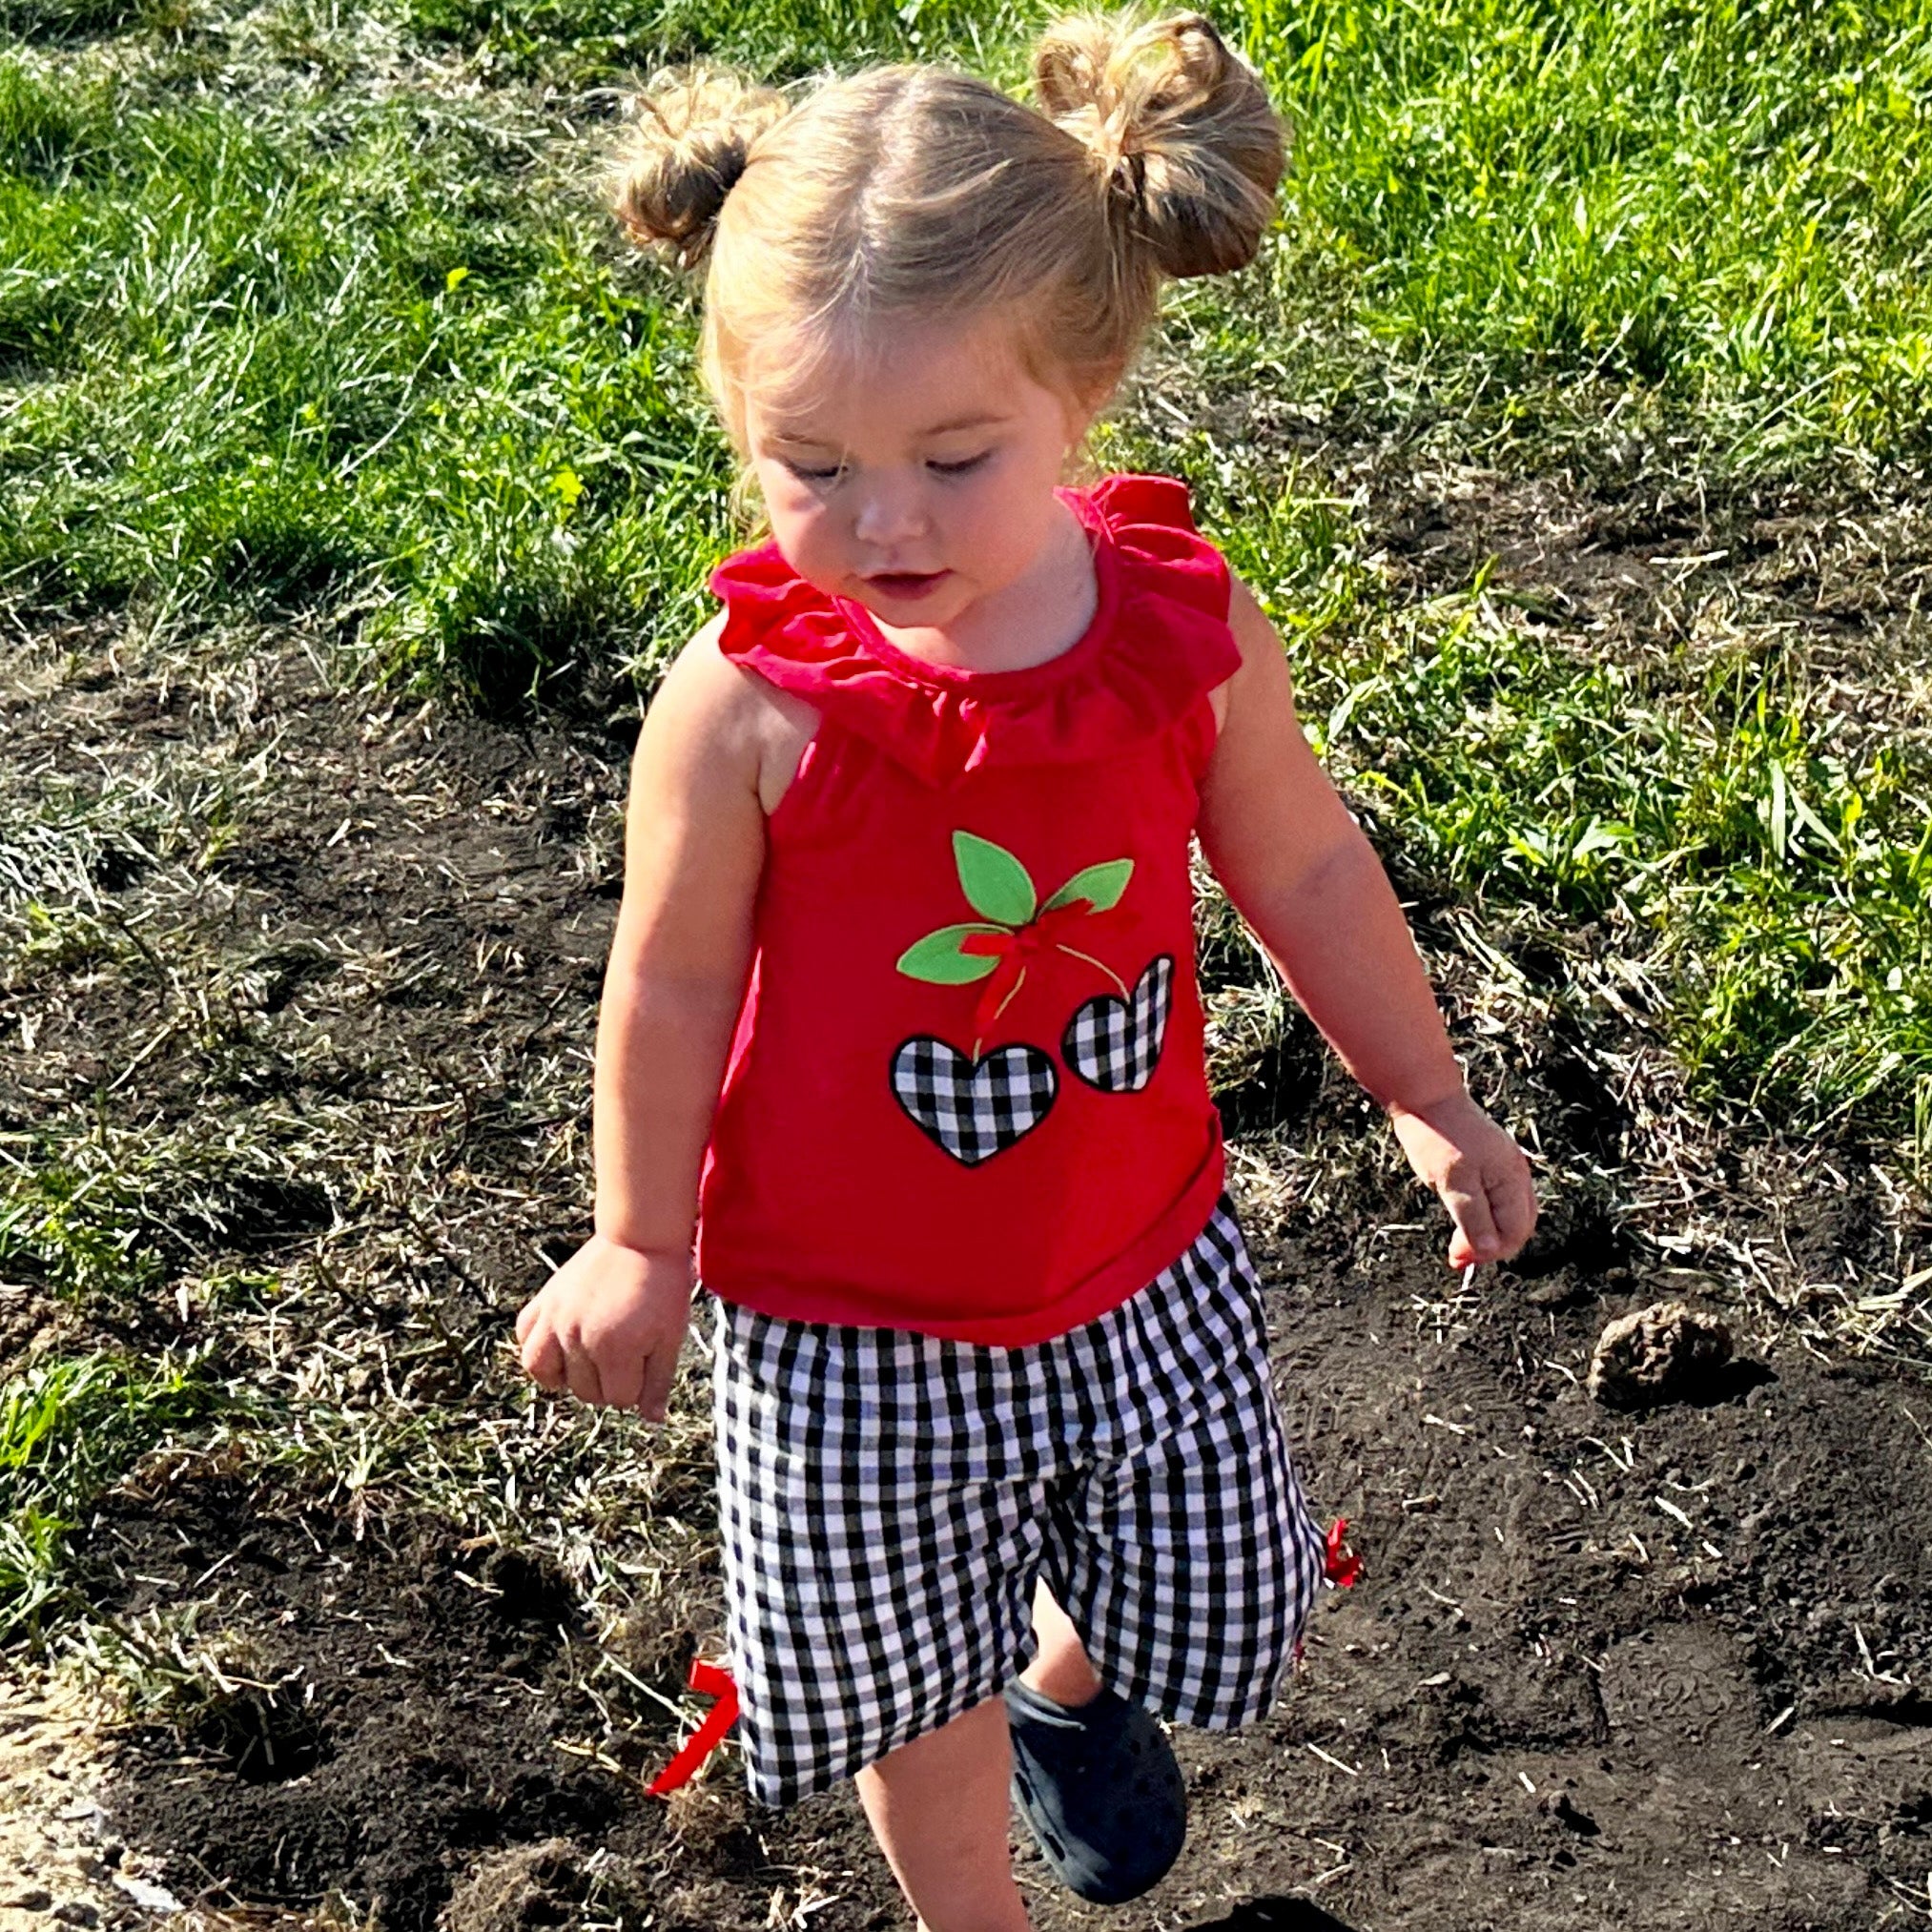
[{"left": 3, "top": 468, "right": 1929, "bottom": 1932}]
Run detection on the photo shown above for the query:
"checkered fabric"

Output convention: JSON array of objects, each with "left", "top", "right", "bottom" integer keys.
[
  {"left": 1062, "top": 955, "right": 1174, "bottom": 1094},
  {"left": 890, "top": 1037, "right": 1058, "bottom": 1164},
  {"left": 709, "top": 1199, "right": 1326, "bottom": 1806}
]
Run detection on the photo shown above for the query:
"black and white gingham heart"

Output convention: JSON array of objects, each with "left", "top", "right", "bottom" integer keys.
[
  {"left": 891, "top": 1038, "right": 1058, "bottom": 1165},
  {"left": 1062, "top": 955, "right": 1174, "bottom": 1094}
]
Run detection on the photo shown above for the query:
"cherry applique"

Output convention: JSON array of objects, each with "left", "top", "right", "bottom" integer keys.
[
  {"left": 897, "top": 832, "right": 1133, "bottom": 1057},
  {"left": 1062, "top": 956, "right": 1175, "bottom": 1093},
  {"left": 890, "top": 1038, "right": 1059, "bottom": 1166}
]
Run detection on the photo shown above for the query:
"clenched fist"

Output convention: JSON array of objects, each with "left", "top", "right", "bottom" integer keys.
[
  {"left": 1388, "top": 1091, "right": 1538, "bottom": 1270},
  {"left": 514, "top": 1235, "right": 694, "bottom": 1422}
]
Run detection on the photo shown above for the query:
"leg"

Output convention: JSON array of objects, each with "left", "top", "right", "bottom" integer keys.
[
  {"left": 712, "top": 1306, "right": 1048, "bottom": 1810},
  {"left": 997, "top": 1204, "right": 1306, "bottom": 1911},
  {"left": 1019, "top": 1576, "right": 1102, "bottom": 1708},
  {"left": 855, "top": 1696, "right": 1032, "bottom": 1932}
]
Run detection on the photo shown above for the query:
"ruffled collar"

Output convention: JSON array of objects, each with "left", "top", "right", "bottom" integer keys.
[{"left": 709, "top": 473, "right": 1239, "bottom": 786}]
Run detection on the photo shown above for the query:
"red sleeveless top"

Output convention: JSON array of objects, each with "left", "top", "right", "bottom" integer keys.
[{"left": 694, "top": 474, "right": 1239, "bottom": 1345}]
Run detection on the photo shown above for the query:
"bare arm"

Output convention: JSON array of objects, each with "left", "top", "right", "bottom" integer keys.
[
  {"left": 516, "top": 620, "right": 781, "bottom": 1416},
  {"left": 592, "top": 622, "right": 769, "bottom": 1253},
  {"left": 1198, "top": 579, "right": 1536, "bottom": 1266}
]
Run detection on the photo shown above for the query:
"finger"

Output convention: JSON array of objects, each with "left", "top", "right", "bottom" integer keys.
[
  {"left": 596, "top": 1340, "right": 643, "bottom": 1414},
  {"left": 1443, "top": 1174, "right": 1501, "bottom": 1267},
  {"left": 520, "top": 1324, "right": 565, "bottom": 1391},
  {"left": 563, "top": 1346, "right": 605, "bottom": 1408},
  {"left": 637, "top": 1338, "right": 681, "bottom": 1424},
  {"left": 1486, "top": 1162, "right": 1538, "bottom": 1259},
  {"left": 515, "top": 1299, "right": 538, "bottom": 1345}
]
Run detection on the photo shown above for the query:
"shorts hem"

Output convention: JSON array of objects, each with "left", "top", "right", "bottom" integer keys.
[{"left": 739, "top": 1656, "right": 1038, "bottom": 1808}]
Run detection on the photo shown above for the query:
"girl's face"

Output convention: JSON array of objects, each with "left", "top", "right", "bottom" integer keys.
[{"left": 742, "top": 311, "right": 1089, "bottom": 634}]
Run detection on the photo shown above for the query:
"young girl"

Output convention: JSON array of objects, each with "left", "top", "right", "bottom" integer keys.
[{"left": 516, "top": 12, "right": 1536, "bottom": 1926}]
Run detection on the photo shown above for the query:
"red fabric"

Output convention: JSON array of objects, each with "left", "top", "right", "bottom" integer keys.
[
  {"left": 695, "top": 474, "right": 1240, "bottom": 1345},
  {"left": 647, "top": 1657, "right": 739, "bottom": 1796},
  {"left": 1324, "top": 1518, "right": 1362, "bottom": 1589},
  {"left": 710, "top": 475, "right": 1238, "bottom": 785}
]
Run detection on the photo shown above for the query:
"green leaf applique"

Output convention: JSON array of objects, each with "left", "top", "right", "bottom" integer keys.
[
  {"left": 895, "top": 923, "right": 1007, "bottom": 984},
  {"left": 953, "top": 832, "right": 1037, "bottom": 925},
  {"left": 895, "top": 836, "right": 1136, "bottom": 1038},
  {"left": 1042, "top": 858, "right": 1134, "bottom": 914}
]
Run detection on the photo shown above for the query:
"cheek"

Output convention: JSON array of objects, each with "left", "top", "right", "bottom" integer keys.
[
  {"left": 756, "top": 479, "right": 843, "bottom": 581},
  {"left": 950, "top": 468, "right": 1060, "bottom": 568}
]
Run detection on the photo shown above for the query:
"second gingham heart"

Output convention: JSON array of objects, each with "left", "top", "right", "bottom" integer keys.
[{"left": 1060, "top": 955, "right": 1174, "bottom": 1094}]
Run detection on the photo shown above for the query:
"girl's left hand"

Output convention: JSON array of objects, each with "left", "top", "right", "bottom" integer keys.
[{"left": 1388, "top": 1091, "right": 1538, "bottom": 1269}]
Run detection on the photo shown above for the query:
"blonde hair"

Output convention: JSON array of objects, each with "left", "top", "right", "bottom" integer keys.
[{"left": 611, "top": 12, "right": 1285, "bottom": 445}]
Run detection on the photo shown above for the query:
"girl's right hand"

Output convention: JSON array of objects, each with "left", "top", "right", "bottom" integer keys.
[{"left": 514, "top": 1235, "right": 693, "bottom": 1422}]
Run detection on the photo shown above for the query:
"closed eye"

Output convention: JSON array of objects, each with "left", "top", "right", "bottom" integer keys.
[
  {"left": 928, "top": 453, "right": 991, "bottom": 477},
  {"left": 781, "top": 457, "right": 844, "bottom": 483}
]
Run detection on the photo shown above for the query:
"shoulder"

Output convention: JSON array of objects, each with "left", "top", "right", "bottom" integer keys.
[
  {"left": 1223, "top": 574, "right": 1285, "bottom": 663},
  {"left": 1203, "top": 574, "right": 1288, "bottom": 733},
  {"left": 640, "top": 614, "right": 818, "bottom": 815}
]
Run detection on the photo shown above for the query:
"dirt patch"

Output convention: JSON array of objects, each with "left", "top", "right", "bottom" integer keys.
[
  {"left": 0, "top": 1285, "right": 72, "bottom": 1365},
  {"left": 1373, "top": 462, "right": 1932, "bottom": 663},
  {"left": 1211, "top": 1223, "right": 1932, "bottom": 1932},
  {"left": 3, "top": 510, "right": 1927, "bottom": 1931},
  {"left": 84, "top": 1474, "right": 629, "bottom": 1927},
  {"left": 78, "top": 1470, "right": 897, "bottom": 1931},
  {"left": 63, "top": 1222, "right": 1932, "bottom": 1932},
  {"left": 0, "top": 1666, "right": 210, "bottom": 1932}
]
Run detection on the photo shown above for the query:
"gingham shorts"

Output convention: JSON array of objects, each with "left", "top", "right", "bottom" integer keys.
[{"left": 709, "top": 1200, "right": 1326, "bottom": 1806}]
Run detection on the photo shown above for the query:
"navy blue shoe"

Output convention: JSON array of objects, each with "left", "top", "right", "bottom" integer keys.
[{"left": 1003, "top": 1679, "right": 1186, "bottom": 1905}]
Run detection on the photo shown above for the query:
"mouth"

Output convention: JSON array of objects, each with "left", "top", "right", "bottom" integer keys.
[{"left": 862, "top": 568, "right": 953, "bottom": 603}]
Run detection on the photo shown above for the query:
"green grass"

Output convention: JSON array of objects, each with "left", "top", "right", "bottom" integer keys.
[
  {"left": 1, "top": 0, "right": 1927, "bottom": 1140},
  {"left": 1251, "top": 0, "right": 1932, "bottom": 458},
  {"left": 1305, "top": 571, "right": 1927, "bottom": 1134},
  {"left": 1167, "top": 458, "right": 1931, "bottom": 1141},
  {"left": 1, "top": 52, "right": 735, "bottom": 705},
  {"left": 0, "top": 1348, "right": 230, "bottom": 1638},
  {"left": 0, "top": 1115, "right": 339, "bottom": 1307},
  {"left": 4, "top": 0, "right": 1928, "bottom": 684}
]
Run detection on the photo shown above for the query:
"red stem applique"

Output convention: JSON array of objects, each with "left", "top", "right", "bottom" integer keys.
[
  {"left": 1324, "top": 1517, "right": 1362, "bottom": 1589},
  {"left": 960, "top": 902, "right": 1125, "bottom": 1042},
  {"left": 896, "top": 835, "right": 1138, "bottom": 1050},
  {"left": 647, "top": 1656, "right": 740, "bottom": 1796}
]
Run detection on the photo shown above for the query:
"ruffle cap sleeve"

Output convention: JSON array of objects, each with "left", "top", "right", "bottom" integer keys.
[
  {"left": 1082, "top": 472, "right": 1235, "bottom": 622},
  {"left": 708, "top": 540, "right": 858, "bottom": 684},
  {"left": 708, "top": 472, "right": 1240, "bottom": 787}
]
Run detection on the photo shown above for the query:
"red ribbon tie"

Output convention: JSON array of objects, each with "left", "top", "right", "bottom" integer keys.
[
  {"left": 960, "top": 901, "right": 1116, "bottom": 1037},
  {"left": 647, "top": 1656, "right": 740, "bottom": 1796},
  {"left": 1324, "top": 1517, "right": 1362, "bottom": 1589}
]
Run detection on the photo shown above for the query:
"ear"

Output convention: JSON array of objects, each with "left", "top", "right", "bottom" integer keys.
[
  {"left": 1059, "top": 361, "right": 1123, "bottom": 446},
  {"left": 1058, "top": 387, "right": 1101, "bottom": 451}
]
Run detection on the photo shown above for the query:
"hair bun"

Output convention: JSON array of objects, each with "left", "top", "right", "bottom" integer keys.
[
  {"left": 1033, "top": 10, "right": 1285, "bottom": 280},
  {"left": 611, "top": 69, "right": 790, "bottom": 270}
]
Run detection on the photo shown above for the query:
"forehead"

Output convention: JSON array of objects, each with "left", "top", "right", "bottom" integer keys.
[{"left": 743, "top": 309, "right": 1051, "bottom": 444}]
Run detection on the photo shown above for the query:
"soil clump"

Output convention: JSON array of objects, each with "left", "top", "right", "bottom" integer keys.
[{"left": 1586, "top": 1300, "right": 1735, "bottom": 1409}]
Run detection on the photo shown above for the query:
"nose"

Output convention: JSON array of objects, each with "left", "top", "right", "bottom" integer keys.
[{"left": 851, "top": 473, "right": 930, "bottom": 551}]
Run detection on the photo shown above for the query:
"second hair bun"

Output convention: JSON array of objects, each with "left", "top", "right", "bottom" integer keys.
[
  {"left": 612, "top": 69, "right": 790, "bottom": 269},
  {"left": 1033, "top": 10, "right": 1285, "bottom": 279}
]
